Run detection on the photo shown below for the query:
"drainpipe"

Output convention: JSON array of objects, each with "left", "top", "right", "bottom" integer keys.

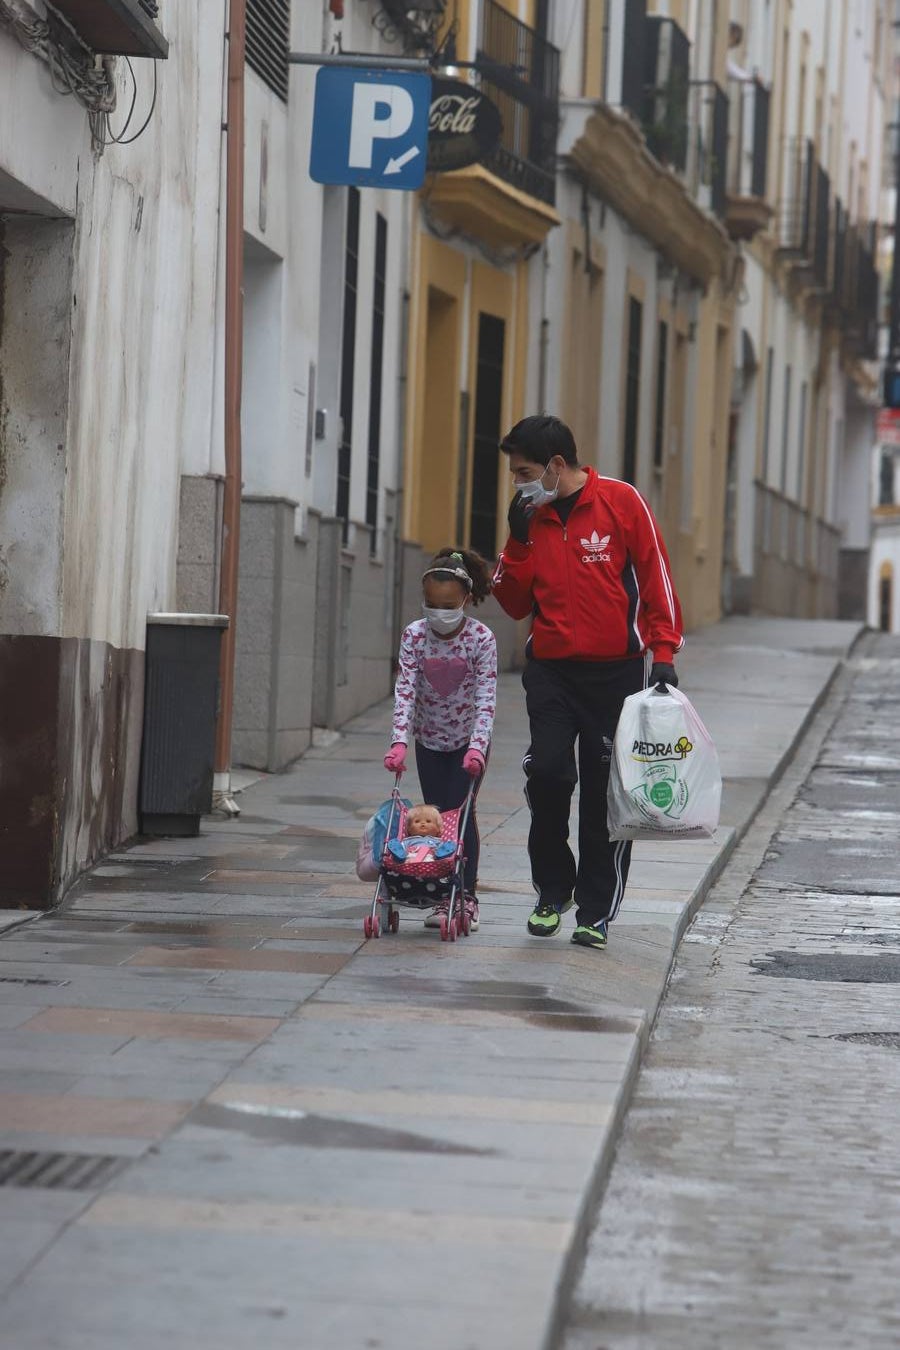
[
  {"left": 214, "top": 0, "right": 245, "bottom": 813},
  {"left": 537, "top": 241, "right": 550, "bottom": 412}
]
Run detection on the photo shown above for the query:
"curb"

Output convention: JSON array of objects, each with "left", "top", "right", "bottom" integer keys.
[
  {"left": 0, "top": 912, "right": 42, "bottom": 940},
  {"left": 539, "top": 646, "right": 852, "bottom": 1350}
]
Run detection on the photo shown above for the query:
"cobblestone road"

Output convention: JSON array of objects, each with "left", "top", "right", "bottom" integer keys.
[{"left": 561, "top": 633, "right": 900, "bottom": 1350}]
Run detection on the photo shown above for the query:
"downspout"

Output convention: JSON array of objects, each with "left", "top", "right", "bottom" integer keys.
[
  {"left": 214, "top": 0, "right": 245, "bottom": 811},
  {"left": 537, "top": 241, "right": 550, "bottom": 412}
]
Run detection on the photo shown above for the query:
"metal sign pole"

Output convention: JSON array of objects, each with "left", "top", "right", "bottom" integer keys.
[{"left": 289, "top": 52, "right": 432, "bottom": 72}]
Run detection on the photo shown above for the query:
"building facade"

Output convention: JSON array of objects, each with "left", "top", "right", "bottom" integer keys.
[
  {"left": 551, "top": 0, "right": 741, "bottom": 633},
  {"left": 726, "top": 0, "right": 886, "bottom": 618},
  {"left": 0, "top": 0, "right": 222, "bottom": 906}
]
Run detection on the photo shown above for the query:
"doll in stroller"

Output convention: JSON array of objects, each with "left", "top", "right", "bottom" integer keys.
[{"left": 363, "top": 780, "right": 476, "bottom": 943}]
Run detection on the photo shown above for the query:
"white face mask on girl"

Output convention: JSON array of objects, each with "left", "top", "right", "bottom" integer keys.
[
  {"left": 517, "top": 464, "right": 560, "bottom": 509},
  {"left": 422, "top": 605, "right": 465, "bottom": 635}
]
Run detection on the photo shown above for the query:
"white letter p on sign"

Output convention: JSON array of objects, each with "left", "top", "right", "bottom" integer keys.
[{"left": 348, "top": 83, "right": 414, "bottom": 169}]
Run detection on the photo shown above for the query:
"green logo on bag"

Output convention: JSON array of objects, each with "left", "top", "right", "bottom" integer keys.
[
  {"left": 649, "top": 780, "right": 674, "bottom": 809},
  {"left": 630, "top": 762, "right": 689, "bottom": 822}
]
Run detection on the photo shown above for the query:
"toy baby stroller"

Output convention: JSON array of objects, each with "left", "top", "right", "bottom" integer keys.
[{"left": 362, "top": 776, "right": 476, "bottom": 943}]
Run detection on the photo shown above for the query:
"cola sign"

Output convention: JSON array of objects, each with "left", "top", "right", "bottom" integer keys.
[{"left": 426, "top": 76, "right": 502, "bottom": 173}]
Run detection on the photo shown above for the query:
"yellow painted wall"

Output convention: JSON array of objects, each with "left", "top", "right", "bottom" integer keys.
[
  {"left": 405, "top": 224, "right": 530, "bottom": 559},
  {"left": 467, "top": 261, "right": 515, "bottom": 557},
  {"left": 583, "top": 0, "right": 606, "bottom": 98},
  {"left": 405, "top": 234, "right": 466, "bottom": 551},
  {"left": 679, "top": 286, "right": 735, "bottom": 627}
]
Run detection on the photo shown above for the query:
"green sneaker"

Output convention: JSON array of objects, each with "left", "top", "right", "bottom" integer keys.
[
  {"left": 571, "top": 921, "right": 608, "bottom": 949},
  {"left": 526, "top": 898, "right": 573, "bottom": 937}
]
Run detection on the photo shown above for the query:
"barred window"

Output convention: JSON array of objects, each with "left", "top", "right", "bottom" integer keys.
[{"left": 246, "top": 0, "right": 290, "bottom": 103}]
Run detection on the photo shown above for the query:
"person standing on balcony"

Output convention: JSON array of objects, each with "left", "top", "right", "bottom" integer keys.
[{"left": 492, "top": 415, "right": 683, "bottom": 950}]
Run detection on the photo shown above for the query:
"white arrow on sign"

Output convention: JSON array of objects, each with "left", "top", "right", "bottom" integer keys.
[
  {"left": 348, "top": 82, "right": 415, "bottom": 170},
  {"left": 385, "top": 145, "right": 421, "bottom": 175}
]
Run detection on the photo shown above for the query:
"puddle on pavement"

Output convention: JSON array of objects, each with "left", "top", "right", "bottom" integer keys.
[
  {"left": 350, "top": 975, "right": 638, "bottom": 1028},
  {"left": 829, "top": 1031, "right": 900, "bottom": 1049},
  {"left": 519, "top": 1012, "right": 639, "bottom": 1034},
  {"left": 752, "top": 951, "right": 900, "bottom": 983},
  {"left": 188, "top": 1103, "right": 491, "bottom": 1154}
]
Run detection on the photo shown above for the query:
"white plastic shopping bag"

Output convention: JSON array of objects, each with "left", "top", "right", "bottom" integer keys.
[{"left": 608, "top": 684, "right": 722, "bottom": 841}]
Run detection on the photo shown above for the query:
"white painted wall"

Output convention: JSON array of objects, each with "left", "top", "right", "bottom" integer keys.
[
  {"left": 0, "top": 217, "right": 73, "bottom": 637},
  {"left": 730, "top": 0, "right": 883, "bottom": 577},
  {"left": 0, "top": 3, "right": 227, "bottom": 653},
  {"left": 235, "top": 3, "right": 413, "bottom": 548},
  {"left": 839, "top": 407, "right": 876, "bottom": 547}
]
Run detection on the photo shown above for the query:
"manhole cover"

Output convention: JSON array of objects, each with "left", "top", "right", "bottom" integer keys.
[
  {"left": 751, "top": 952, "right": 900, "bottom": 983},
  {"left": 831, "top": 1032, "right": 900, "bottom": 1049},
  {"left": 0, "top": 1150, "right": 127, "bottom": 1190}
]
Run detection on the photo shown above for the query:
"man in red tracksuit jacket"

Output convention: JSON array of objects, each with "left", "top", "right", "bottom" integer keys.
[{"left": 492, "top": 414, "right": 684, "bottom": 950}]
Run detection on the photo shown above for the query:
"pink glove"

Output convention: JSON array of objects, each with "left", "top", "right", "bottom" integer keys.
[
  {"left": 462, "top": 748, "right": 485, "bottom": 778},
  {"left": 384, "top": 743, "right": 407, "bottom": 775}
]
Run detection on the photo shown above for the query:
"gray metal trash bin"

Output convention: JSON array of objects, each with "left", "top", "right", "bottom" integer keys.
[{"left": 139, "top": 613, "right": 229, "bottom": 837}]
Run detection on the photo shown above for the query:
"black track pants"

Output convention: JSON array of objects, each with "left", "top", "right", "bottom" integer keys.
[
  {"left": 522, "top": 657, "right": 645, "bottom": 926},
  {"left": 415, "top": 742, "right": 487, "bottom": 897}
]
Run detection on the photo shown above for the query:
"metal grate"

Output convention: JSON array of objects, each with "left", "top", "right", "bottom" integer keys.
[
  {"left": 0, "top": 1150, "right": 127, "bottom": 1191},
  {"left": 246, "top": 0, "right": 290, "bottom": 103}
]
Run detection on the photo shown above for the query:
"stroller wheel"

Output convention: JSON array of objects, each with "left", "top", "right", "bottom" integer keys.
[
  {"left": 363, "top": 915, "right": 373, "bottom": 939},
  {"left": 372, "top": 914, "right": 382, "bottom": 939},
  {"left": 439, "top": 914, "right": 449, "bottom": 942},
  {"left": 459, "top": 908, "right": 470, "bottom": 938},
  {"left": 448, "top": 916, "right": 457, "bottom": 943},
  {"left": 389, "top": 910, "right": 400, "bottom": 934}
]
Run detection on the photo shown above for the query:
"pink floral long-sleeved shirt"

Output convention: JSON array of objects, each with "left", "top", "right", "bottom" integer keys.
[{"left": 390, "top": 617, "right": 497, "bottom": 755}]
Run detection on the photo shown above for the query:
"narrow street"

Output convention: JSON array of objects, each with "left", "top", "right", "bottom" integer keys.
[
  {"left": 0, "top": 619, "right": 854, "bottom": 1350},
  {"left": 561, "top": 632, "right": 900, "bottom": 1350}
]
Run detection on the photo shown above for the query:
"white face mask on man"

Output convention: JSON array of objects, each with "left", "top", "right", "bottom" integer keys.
[
  {"left": 516, "top": 464, "right": 560, "bottom": 510},
  {"left": 422, "top": 605, "right": 466, "bottom": 635}
]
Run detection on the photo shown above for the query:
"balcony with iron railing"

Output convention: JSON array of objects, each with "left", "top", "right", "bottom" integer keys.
[
  {"left": 686, "top": 81, "right": 728, "bottom": 219},
  {"left": 834, "top": 219, "right": 880, "bottom": 360},
  {"left": 474, "top": 0, "right": 561, "bottom": 206},
  {"left": 567, "top": 0, "right": 738, "bottom": 288},
  {"left": 422, "top": 0, "right": 561, "bottom": 247},
  {"left": 640, "top": 16, "right": 690, "bottom": 172},
  {"left": 776, "top": 137, "right": 830, "bottom": 287},
  {"left": 620, "top": 3, "right": 728, "bottom": 218},
  {"left": 724, "top": 76, "right": 771, "bottom": 240}
]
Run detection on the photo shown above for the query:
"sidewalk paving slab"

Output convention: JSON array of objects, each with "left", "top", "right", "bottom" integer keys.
[{"left": 0, "top": 617, "right": 862, "bottom": 1350}]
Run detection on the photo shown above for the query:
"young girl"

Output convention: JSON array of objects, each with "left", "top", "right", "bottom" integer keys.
[{"left": 384, "top": 548, "right": 497, "bottom": 931}]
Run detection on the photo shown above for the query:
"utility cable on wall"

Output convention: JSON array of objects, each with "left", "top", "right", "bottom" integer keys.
[{"left": 0, "top": 0, "right": 159, "bottom": 153}]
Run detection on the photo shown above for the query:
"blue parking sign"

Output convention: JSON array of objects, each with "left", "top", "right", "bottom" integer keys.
[{"left": 309, "top": 67, "right": 431, "bottom": 190}]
